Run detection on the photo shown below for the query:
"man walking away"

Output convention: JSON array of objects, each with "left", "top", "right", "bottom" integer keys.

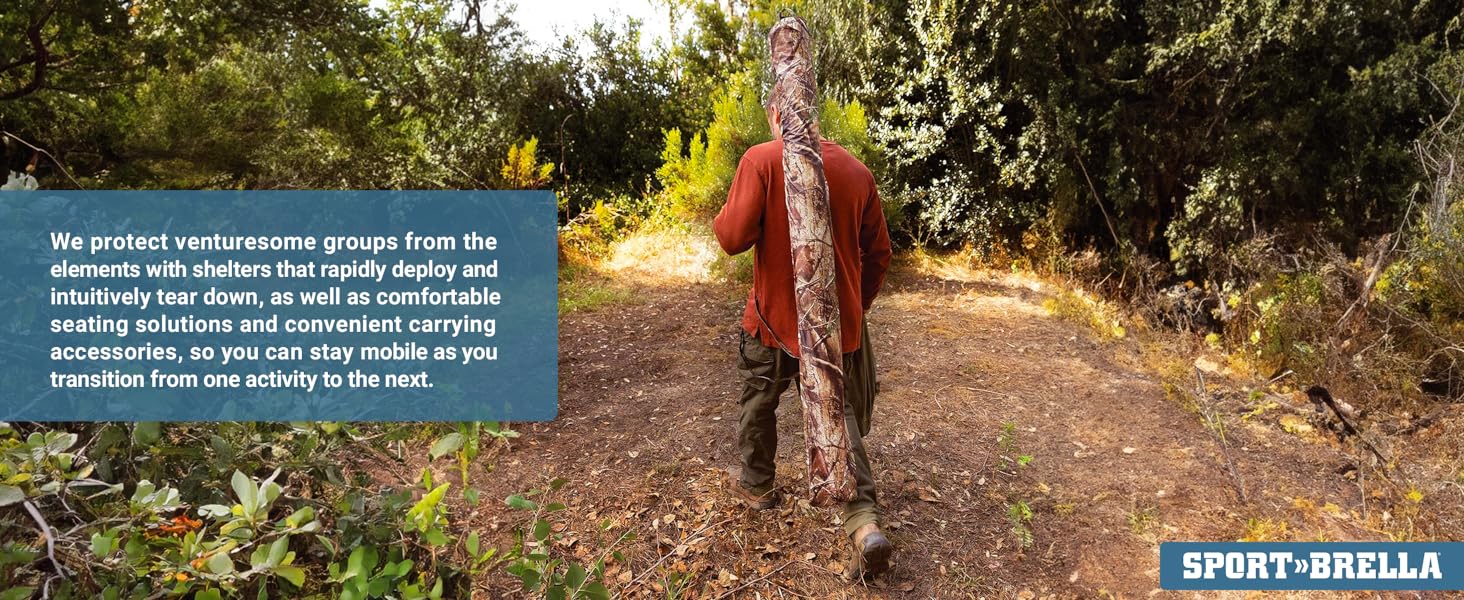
[{"left": 712, "top": 95, "right": 894, "bottom": 579}]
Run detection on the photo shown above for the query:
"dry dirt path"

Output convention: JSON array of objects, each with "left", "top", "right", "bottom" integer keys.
[{"left": 457, "top": 241, "right": 1419, "bottom": 599}]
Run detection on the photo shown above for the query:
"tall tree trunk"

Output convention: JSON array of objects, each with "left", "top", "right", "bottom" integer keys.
[{"left": 768, "top": 16, "right": 857, "bottom": 507}]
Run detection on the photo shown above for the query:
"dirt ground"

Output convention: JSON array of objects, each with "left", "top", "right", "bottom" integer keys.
[{"left": 402, "top": 234, "right": 1462, "bottom": 599}]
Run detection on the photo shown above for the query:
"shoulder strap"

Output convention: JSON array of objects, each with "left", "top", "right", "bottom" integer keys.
[{"left": 752, "top": 291, "right": 797, "bottom": 357}]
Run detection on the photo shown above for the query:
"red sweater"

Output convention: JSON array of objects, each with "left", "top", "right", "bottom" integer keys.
[{"left": 713, "top": 139, "right": 892, "bottom": 357}]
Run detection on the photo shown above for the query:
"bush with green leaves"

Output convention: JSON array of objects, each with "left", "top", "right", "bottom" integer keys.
[
  {"left": 656, "top": 71, "right": 770, "bottom": 220},
  {"left": 656, "top": 68, "right": 884, "bottom": 221},
  {"left": 0, "top": 421, "right": 545, "bottom": 598},
  {"left": 500, "top": 478, "right": 632, "bottom": 600}
]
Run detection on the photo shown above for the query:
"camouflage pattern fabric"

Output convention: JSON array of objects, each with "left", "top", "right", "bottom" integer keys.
[{"left": 768, "top": 15, "right": 857, "bottom": 507}]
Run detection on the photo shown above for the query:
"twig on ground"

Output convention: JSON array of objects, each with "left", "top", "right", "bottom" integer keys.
[
  {"left": 709, "top": 559, "right": 796, "bottom": 600},
  {"left": 1382, "top": 407, "right": 1451, "bottom": 436},
  {"left": 621, "top": 516, "right": 735, "bottom": 594},
  {"left": 1193, "top": 368, "right": 1249, "bottom": 504},
  {"left": 1305, "top": 386, "right": 1390, "bottom": 467},
  {"left": 22, "top": 500, "right": 70, "bottom": 579}
]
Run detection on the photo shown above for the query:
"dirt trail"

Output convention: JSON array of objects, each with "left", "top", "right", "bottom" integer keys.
[{"left": 456, "top": 237, "right": 1419, "bottom": 599}]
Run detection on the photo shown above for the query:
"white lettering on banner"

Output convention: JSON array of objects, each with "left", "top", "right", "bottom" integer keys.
[{"left": 1183, "top": 551, "right": 1445, "bottom": 581}]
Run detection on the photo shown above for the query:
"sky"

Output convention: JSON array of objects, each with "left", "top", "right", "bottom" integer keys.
[{"left": 502, "top": 0, "right": 675, "bottom": 48}]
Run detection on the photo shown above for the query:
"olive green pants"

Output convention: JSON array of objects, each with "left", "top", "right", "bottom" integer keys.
[{"left": 736, "top": 321, "right": 879, "bottom": 537}]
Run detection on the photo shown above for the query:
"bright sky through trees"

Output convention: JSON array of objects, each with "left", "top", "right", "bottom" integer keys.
[
  {"left": 509, "top": 0, "right": 673, "bottom": 47},
  {"left": 369, "top": 0, "right": 675, "bottom": 48}
]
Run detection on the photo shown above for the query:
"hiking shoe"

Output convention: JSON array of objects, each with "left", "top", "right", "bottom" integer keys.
[
  {"left": 847, "top": 524, "right": 893, "bottom": 580},
  {"left": 729, "top": 480, "right": 782, "bottom": 510}
]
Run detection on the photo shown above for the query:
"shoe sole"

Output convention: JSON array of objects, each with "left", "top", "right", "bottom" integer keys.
[
  {"left": 734, "top": 494, "right": 780, "bottom": 510},
  {"left": 856, "top": 535, "right": 893, "bottom": 578},
  {"left": 728, "top": 480, "right": 780, "bottom": 510}
]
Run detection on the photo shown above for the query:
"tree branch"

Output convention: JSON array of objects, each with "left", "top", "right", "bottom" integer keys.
[
  {"left": 2, "top": 130, "right": 85, "bottom": 189},
  {"left": 0, "top": 1, "right": 58, "bottom": 101}
]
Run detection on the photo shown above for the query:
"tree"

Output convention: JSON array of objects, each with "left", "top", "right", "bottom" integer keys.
[{"left": 821, "top": 0, "right": 1460, "bottom": 277}]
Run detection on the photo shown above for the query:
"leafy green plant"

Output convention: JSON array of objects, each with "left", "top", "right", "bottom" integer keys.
[
  {"left": 501, "top": 478, "right": 629, "bottom": 600},
  {"left": 1006, "top": 499, "right": 1035, "bottom": 549},
  {"left": 430, "top": 421, "right": 518, "bottom": 505},
  {"left": 328, "top": 545, "right": 444, "bottom": 600},
  {"left": 0, "top": 422, "right": 470, "bottom": 598},
  {"left": 996, "top": 421, "right": 1034, "bottom": 474},
  {"left": 658, "top": 569, "right": 692, "bottom": 600},
  {"left": 462, "top": 530, "right": 501, "bottom": 577},
  {"left": 0, "top": 427, "right": 115, "bottom": 507},
  {"left": 405, "top": 469, "right": 452, "bottom": 547}
]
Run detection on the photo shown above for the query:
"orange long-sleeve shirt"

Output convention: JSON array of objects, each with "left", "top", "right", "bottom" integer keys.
[{"left": 713, "top": 139, "right": 892, "bottom": 357}]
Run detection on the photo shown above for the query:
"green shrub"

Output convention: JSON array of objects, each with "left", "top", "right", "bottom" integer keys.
[
  {"left": 656, "top": 69, "right": 886, "bottom": 222},
  {"left": 0, "top": 421, "right": 524, "bottom": 598},
  {"left": 657, "top": 71, "right": 770, "bottom": 220},
  {"left": 1242, "top": 271, "right": 1331, "bottom": 375}
]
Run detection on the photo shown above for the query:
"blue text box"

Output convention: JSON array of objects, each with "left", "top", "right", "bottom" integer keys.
[{"left": 0, "top": 191, "right": 558, "bottom": 421}]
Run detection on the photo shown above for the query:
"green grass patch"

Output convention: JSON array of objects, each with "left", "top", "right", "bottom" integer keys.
[
  {"left": 559, "top": 280, "right": 634, "bottom": 314},
  {"left": 559, "top": 262, "right": 634, "bottom": 314}
]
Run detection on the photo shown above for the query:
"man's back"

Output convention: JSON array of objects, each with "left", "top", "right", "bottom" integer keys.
[{"left": 713, "top": 139, "right": 892, "bottom": 357}]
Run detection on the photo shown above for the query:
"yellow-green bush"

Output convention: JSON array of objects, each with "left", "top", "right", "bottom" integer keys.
[
  {"left": 656, "top": 71, "right": 770, "bottom": 219},
  {"left": 498, "top": 138, "right": 555, "bottom": 190},
  {"left": 656, "top": 70, "right": 885, "bottom": 221}
]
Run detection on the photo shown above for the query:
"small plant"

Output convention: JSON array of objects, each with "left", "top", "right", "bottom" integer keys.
[
  {"left": 327, "top": 545, "right": 443, "bottom": 600},
  {"left": 430, "top": 421, "right": 519, "bottom": 504},
  {"left": 1239, "top": 517, "right": 1290, "bottom": 542},
  {"left": 462, "top": 530, "right": 501, "bottom": 578},
  {"left": 1042, "top": 289, "right": 1128, "bottom": 339},
  {"left": 1127, "top": 503, "right": 1159, "bottom": 540},
  {"left": 405, "top": 469, "right": 452, "bottom": 547},
  {"left": 428, "top": 422, "right": 490, "bottom": 483},
  {"left": 997, "top": 422, "right": 1034, "bottom": 474},
  {"left": 658, "top": 569, "right": 692, "bottom": 599},
  {"left": 1006, "top": 499, "right": 1035, "bottom": 548},
  {"left": 500, "top": 137, "right": 555, "bottom": 190},
  {"left": 501, "top": 478, "right": 630, "bottom": 600}
]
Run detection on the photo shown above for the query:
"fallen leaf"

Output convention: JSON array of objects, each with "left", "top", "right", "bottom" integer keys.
[{"left": 1279, "top": 414, "right": 1314, "bottom": 435}]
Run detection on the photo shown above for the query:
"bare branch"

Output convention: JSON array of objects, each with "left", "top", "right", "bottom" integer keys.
[{"left": 1, "top": 130, "right": 85, "bottom": 189}]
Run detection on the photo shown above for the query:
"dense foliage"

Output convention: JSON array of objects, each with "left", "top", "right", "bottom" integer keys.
[
  {"left": 9, "top": 0, "right": 1459, "bottom": 274},
  {"left": 1, "top": 0, "right": 699, "bottom": 208},
  {"left": 4, "top": 1, "right": 1464, "bottom": 596},
  {"left": 0, "top": 420, "right": 623, "bottom": 598}
]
